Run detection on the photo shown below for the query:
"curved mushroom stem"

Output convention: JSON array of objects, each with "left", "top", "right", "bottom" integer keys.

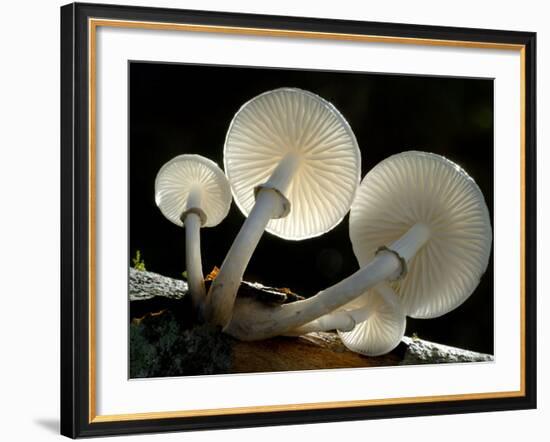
[
  {"left": 283, "top": 311, "right": 356, "bottom": 336},
  {"left": 226, "top": 224, "right": 429, "bottom": 340},
  {"left": 265, "top": 253, "right": 400, "bottom": 336},
  {"left": 284, "top": 283, "right": 400, "bottom": 336},
  {"left": 205, "top": 153, "right": 300, "bottom": 327},
  {"left": 270, "top": 224, "right": 429, "bottom": 332}
]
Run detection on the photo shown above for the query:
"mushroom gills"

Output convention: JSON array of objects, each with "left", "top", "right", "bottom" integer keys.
[{"left": 338, "top": 284, "right": 407, "bottom": 357}]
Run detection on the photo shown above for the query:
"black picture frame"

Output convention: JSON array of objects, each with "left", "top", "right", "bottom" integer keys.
[{"left": 61, "top": 2, "right": 537, "bottom": 438}]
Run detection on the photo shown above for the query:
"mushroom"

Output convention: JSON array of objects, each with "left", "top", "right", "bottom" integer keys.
[
  {"left": 337, "top": 284, "right": 406, "bottom": 356},
  {"left": 347, "top": 150, "right": 493, "bottom": 318},
  {"left": 155, "top": 154, "right": 232, "bottom": 311},
  {"left": 206, "top": 88, "right": 361, "bottom": 327},
  {"left": 225, "top": 151, "right": 491, "bottom": 340}
]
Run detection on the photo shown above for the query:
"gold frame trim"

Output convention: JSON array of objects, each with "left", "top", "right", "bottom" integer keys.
[{"left": 87, "top": 18, "right": 527, "bottom": 424}]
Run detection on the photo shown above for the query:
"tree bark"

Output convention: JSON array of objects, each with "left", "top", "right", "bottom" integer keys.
[{"left": 129, "top": 268, "right": 493, "bottom": 376}]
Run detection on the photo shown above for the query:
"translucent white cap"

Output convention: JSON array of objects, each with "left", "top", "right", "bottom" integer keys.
[
  {"left": 155, "top": 154, "right": 232, "bottom": 228},
  {"left": 224, "top": 88, "right": 361, "bottom": 240},
  {"left": 338, "top": 288, "right": 406, "bottom": 356},
  {"left": 350, "top": 151, "right": 492, "bottom": 319}
]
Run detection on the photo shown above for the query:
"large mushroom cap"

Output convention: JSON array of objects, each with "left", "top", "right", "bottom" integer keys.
[
  {"left": 338, "top": 288, "right": 406, "bottom": 356},
  {"left": 224, "top": 88, "right": 361, "bottom": 240},
  {"left": 350, "top": 151, "right": 492, "bottom": 319},
  {"left": 155, "top": 154, "right": 231, "bottom": 228}
]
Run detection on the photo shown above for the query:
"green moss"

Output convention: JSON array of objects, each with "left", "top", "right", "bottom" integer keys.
[
  {"left": 129, "top": 311, "right": 232, "bottom": 378},
  {"left": 132, "top": 250, "right": 146, "bottom": 271}
]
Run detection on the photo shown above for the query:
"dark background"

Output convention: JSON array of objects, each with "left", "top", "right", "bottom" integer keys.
[{"left": 129, "top": 61, "right": 494, "bottom": 354}]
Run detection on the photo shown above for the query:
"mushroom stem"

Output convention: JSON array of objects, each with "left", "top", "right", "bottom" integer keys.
[
  {"left": 184, "top": 212, "right": 205, "bottom": 308},
  {"left": 267, "top": 252, "right": 401, "bottom": 334},
  {"left": 389, "top": 222, "right": 431, "bottom": 263},
  {"left": 228, "top": 224, "right": 429, "bottom": 339},
  {"left": 285, "top": 283, "right": 400, "bottom": 336},
  {"left": 186, "top": 186, "right": 202, "bottom": 212},
  {"left": 273, "top": 224, "right": 429, "bottom": 330},
  {"left": 226, "top": 251, "right": 401, "bottom": 340},
  {"left": 183, "top": 187, "right": 206, "bottom": 309},
  {"left": 206, "top": 154, "right": 300, "bottom": 327},
  {"left": 263, "top": 153, "right": 301, "bottom": 193},
  {"left": 283, "top": 311, "right": 356, "bottom": 336}
]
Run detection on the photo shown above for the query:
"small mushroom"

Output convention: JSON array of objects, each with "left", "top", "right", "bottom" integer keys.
[
  {"left": 337, "top": 284, "right": 406, "bottom": 356},
  {"left": 227, "top": 151, "right": 492, "bottom": 340},
  {"left": 155, "top": 154, "right": 232, "bottom": 310},
  {"left": 284, "top": 281, "right": 405, "bottom": 356},
  {"left": 285, "top": 282, "right": 405, "bottom": 356},
  {"left": 206, "top": 88, "right": 361, "bottom": 327}
]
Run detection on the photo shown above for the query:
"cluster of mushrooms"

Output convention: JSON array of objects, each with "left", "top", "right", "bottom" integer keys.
[{"left": 154, "top": 88, "right": 492, "bottom": 357}]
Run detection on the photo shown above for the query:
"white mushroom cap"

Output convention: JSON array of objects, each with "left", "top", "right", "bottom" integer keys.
[
  {"left": 224, "top": 88, "right": 361, "bottom": 240},
  {"left": 155, "top": 154, "right": 231, "bottom": 228},
  {"left": 350, "top": 151, "right": 492, "bottom": 319},
  {"left": 338, "top": 288, "right": 406, "bottom": 356}
]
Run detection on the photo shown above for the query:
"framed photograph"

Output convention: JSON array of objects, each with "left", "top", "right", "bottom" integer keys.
[{"left": 60, "top": 2, "right": 537, "bottom": 438}]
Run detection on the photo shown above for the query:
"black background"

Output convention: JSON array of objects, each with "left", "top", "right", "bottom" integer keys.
[{"left": 130, "top": 61, "right": 494, "bottom": 354}]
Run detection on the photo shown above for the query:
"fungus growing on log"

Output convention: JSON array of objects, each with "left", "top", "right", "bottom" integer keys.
[{"left": 155, "top": 154, "right": 232, "bottom": 310}]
